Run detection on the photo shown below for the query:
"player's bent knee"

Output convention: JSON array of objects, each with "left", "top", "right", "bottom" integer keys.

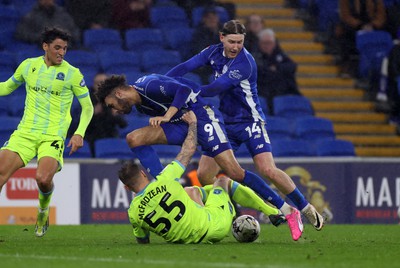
[
  {"left": 126, "top": 131, "right": 142, "bottom": 148},
  {"left": 224, "top": 168, "right": 245, "bottom": 182}
]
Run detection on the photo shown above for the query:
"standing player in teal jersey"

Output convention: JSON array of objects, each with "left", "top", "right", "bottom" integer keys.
[
  {"left": 0, "top": 27, "right": 94, "bottom": 237},
  {"left": 120, "top": 111, "right": 279, "bottom": 244}
]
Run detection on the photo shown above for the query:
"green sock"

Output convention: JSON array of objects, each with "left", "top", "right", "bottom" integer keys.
[
  {"left": 38, "top": 187, "right": 54, "bottom": 209},
  {"left": 230, "top": 181, "right": 280, "bottom": 216},
  {"left": 199, "top": 182, "right": 280, "bottom": 216}
]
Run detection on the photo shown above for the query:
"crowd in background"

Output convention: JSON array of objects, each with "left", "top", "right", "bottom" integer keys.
[{"left": 1, "top": 0, "right": 400, "bottom": 151}]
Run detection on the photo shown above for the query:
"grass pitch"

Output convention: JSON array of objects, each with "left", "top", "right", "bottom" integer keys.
[{"left": 0, "top": 224, "right": 399, "bottom": 268}]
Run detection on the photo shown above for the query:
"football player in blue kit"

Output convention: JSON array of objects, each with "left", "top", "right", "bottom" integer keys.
[
  {"left": 165, "top": 20, "right": 324, "bottom": 232},
  {"left": 95, "top": 73, "right": 304, "bottom": 241}
]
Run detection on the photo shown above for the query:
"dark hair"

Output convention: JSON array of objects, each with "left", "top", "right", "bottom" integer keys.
[
  {"left": 95, "top": 74, "right": 127, "bottom": 104},
  {"left": 41, "top": 27, "right": 71, "bottom": 44},
  {"left": 118, "top": 161, "right": 141, "bottom": 187},
  {"left": 220, "top": 20, "right": 246, "bottom": 36}
]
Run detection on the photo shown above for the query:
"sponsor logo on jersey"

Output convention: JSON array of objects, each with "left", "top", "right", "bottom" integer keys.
[
  {"left": 56, "top": 72, "right": 65, "bottom": 81},
  {"left": 228, "top": 70, "right": 242, "bottom": 80},
  {"left": 6, "top": 168, "right": 38, "bottom": 200},
  {"left": 32, "top": 67, "right": 36, "bottom": 73},
  {"left": 80, "top": 78, "right": 86, "bottom": 87}
]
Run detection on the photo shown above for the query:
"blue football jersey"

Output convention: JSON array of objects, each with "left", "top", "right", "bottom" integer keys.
[
  {"left": 166, "top": 43, "right": 266, "bottom": 124},
  {"left": 132, "top": 74, "right": 203, "bottom": 121}
]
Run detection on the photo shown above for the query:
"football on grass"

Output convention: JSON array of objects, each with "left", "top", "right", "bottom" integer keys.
[{"left": 231, "top": 215, "right": 260, "bottom": 243}]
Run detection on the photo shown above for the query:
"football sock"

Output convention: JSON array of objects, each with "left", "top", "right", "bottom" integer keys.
[
  {"left": 242, "top": 170, "right": 285, "bottom": 209},
  {"left": 286, "top": 188, "right": 309, "bottom": 210},
  {"left": 229, "top": 181, "right": 279, "bottom": 216},
  {"left": 131, "top": 145, "right": 164, "bottom": 178},
  {"left": 38, "top": 186, "right": 54, "bottom": 210}
]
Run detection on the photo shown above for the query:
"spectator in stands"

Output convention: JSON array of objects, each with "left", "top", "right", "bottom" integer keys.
[
  {"left": 65, "top": 0, "right": 111, "bottom": 30},
  {"left": 173, "top": 0, "right": 235, "bottom": 22},
  {"left": 190, "top": 7, "right": 221, "bottom": 84},
  {"left": 15, "top": 0, "right": 81, "bottom": 48},
  {"left": 111, "top": 0, "right": 152, "bottom": 31},
  {"left": 253, "top": 28, "right": 301, "bottom": 114},
  {"left": 387, "top": 31, "right": 400, "bottom": 127},
  {"left": 385, "top": 0, "right": 400, "bottom": 39},
  {"left": 244, "top": 14, "right": 264, "bottom": 53},
  {"left": 336, "top": 0, "right": 387, "bottom": 78}
]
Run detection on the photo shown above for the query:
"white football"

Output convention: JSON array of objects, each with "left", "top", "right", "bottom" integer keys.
[{"left": 231, "top": 215, "right": 260, "bottom": 243}]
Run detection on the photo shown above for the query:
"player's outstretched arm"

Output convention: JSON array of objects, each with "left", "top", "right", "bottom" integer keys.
[{"left": 175, "top": 111, "right": 197, "bottom": 168}]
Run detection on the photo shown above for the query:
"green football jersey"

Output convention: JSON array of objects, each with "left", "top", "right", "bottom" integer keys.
[
  {"left": 128, "top": 161, "right": 210, "bottom": 244},
  {"left": 6, "top": 56, "right": 89, "bottom": 138}
]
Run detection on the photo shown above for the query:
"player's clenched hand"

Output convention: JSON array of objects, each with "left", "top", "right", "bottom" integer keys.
[
  {"left": 67, "top": 134, "right": 83, "bottom": 155},
  {"left": 149, "top": 116, "right": 170, "bottom": 127},
  {"left": 181, "top": 111, "right": 196, "bottom": 124}
]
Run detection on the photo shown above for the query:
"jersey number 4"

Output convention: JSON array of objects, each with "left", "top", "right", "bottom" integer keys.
[{"left": 143, "top": 192, "right": 186, "bottom": 234}]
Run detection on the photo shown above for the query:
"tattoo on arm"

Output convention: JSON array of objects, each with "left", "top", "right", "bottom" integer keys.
[{"left": 176, "top": 122, "right": 197, "bottom": 167}]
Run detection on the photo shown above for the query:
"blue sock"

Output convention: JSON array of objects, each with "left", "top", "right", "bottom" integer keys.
[
  {"left": 286, "top": 188, "right": 309, "bottom": 210},
  {"left": 242, "top": 170, "right": 284, "bottom": 209},
  {"left": 131, "top": 146, "right": 163, "bottom": 178}
]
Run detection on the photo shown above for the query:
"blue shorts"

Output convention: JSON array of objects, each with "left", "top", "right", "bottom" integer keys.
[
  {"left": 161, "top": 105, "right": 232, "bottom": 157},
  {"left": 225, "top": 121, "right": 272, "bottom": 157}
]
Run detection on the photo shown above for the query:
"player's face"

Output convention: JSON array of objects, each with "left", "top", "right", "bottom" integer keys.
[
  {"left": 105, "top": 89, "right": 133, "bottom": 115},
  {"left": 43, "top": 38, "right": 68, "bottom": 66},
  {"left": 220, "top": 34, "right": 244, "bottom": 59}
]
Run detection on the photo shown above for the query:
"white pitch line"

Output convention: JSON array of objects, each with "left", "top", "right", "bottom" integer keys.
[{"left": 0, "top": 253, "right": 286, "bottom": 268}]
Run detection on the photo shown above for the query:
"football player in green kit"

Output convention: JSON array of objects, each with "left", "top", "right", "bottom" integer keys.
[
  {"left": 119, "top": 111, "right": 281, "bottom": 244},
  {"left": 0, "top": 27, "right": 94, "bottom": 237}
]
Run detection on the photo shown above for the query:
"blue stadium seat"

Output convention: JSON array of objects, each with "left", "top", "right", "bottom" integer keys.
[
  {"left": 0, "top": 116, "right": 20, "bottom": 145},
  {"left": 294, "top": 117, "right": 335, "bottom": 141},
  {"left": 98, "top": 50, "right": 141, "bottom": 74},
  {"left": 94, "top": 138, "right": 132, "bottom": 159},
  {"left": 273, "top": 95, "right": 314, "bottom": 118},
  {"left": 125, "top": 28, "right": 165, "bottom": 52},
  {"left": 0, "top": 99, "right": 9, "bottom": 116},
  {"left": 83, "top": 29, "right": 123, "bottom": 52},
  {"left": 316, "top": 139, "right": 356, "bottom": 156},
  {"left": 7, "top": 95, "right": 25, "bottom": 117},
  {"left": 15, "top": 49, "right": 43, "bottom": 65},
  {"left": 152, "top": 144, "right": 181, "bottom": 159},
  {"left": 141, "top": 50, "right": 181, "bottom": 73},
  {"left": 0, "top": 51, "right": 16, "bottom": 73},
  {"left": 164, "top": 27, "right": 194, "bottom": 60},
  {"left": 0, "top": 29, "right": 14, "bottom": 51},
  {"left": 119, "top": 115, "right": 150, "bottom": 138},
  {"left": 63, "top": 138, "right": 92, "bottom": 158},
  {"left": 258, "top": 96, "right": 269, "bottom": 115},
  {"left": 191, "top": 6, "right": 230, "bottom": 27},
  {"left": 315, "top": 0, "right": 339, "bottom": 33},
  {"left": 150, "top": 5, "right": 189, "bottom": 30},
  {"left": 0, "top": 71, "right": 13, "bottom": 82},
  {"left": 0, "top": 5, "right": 21, "bottom": 31},
  {"left": 66, "top": 50, "right": 100, "bottom": 75},
  {"left": 356, "top": 30, "right": 393, "bottom": 78},
  {"left": 265, "top": 116, "right": 294, "bottom": 142},
  {"left": 272, "top": 139, "right": 316, "bottom": 157}
]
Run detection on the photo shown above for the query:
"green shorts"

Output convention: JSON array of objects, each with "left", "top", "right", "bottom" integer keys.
[
  {"left": 203, "top": 187, "right": 236, "bottom": 243},
  {"left": 1, "top": 130, "right": 64, "bottom": 170}
]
